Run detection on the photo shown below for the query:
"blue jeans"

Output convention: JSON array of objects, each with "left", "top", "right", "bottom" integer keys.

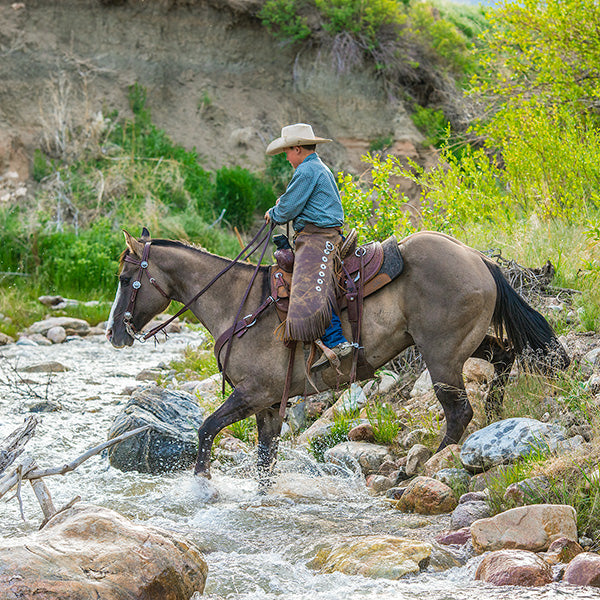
[{"left": 321, "top": 312, "right": 348, "bottom": 348}]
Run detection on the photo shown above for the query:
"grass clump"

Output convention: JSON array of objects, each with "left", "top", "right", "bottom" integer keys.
[
  {"left": 308, "top": 407, "right": 359, "bottom": 462},
  {"left": 366, "top": 400, "right": 401, "bottom": 444}
]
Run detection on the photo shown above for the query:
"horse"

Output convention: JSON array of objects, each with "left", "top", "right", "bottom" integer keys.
[{"left": 106, "top": 228, "right": 569, "bottom": 483}]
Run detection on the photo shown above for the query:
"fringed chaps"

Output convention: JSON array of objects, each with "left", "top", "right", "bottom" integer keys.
[{"left": 285, "top": 224, "right": 342, "bottom": 342}]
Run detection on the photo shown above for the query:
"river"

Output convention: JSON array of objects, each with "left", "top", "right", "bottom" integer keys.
[{"left": 1, "top": 331, "right": 598, "bottom": 599}]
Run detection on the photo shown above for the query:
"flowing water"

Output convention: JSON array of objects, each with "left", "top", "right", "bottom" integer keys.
[{"left": 1, "top": 332, "right": 599, "bottom": 599}]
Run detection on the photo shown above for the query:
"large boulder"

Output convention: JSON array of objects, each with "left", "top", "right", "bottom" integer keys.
[
  {"left": 0, "top": 503, "right": 207, "bottom": 599},
  {"left": 461, "top": 418, "right": 567, "bottom": 471},
  {"left": 470, "top": 504, "right": 578, "bottom": 553},
  {"left": 108, "top": 385, "right": 204, "bottom": 473},
  {"left": 308, "top": 535, "right": 435, "bottom": 579},
  {"left": 395, "top": 476, "right": 458, "bottom": 515},
  {"left": 475, "top": 549, "right": 553, "bottom": 586}
]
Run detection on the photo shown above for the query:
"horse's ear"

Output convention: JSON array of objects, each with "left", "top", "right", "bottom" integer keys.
[
  {"left": 141, "top": 227, "right": 150, "bottom": 240},
  {"left": 123, "top": 230, "right": 144, "bottom": 258}
]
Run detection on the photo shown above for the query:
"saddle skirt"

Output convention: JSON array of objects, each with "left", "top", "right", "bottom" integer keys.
[{"left": 270, "top": 235, "right": 404, "bottom": 322}]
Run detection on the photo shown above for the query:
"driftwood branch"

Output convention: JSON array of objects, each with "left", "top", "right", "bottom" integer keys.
[
  {"left": 0, "top": 424, "right": 151, "bottom": 523},
  {"left": 0, "top": 415, "right": 40, "bottom": 474}
]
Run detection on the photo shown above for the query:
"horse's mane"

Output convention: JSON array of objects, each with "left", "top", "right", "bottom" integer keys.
[{"left": 119, "top": 238, "right": 269, "bottom": 273}]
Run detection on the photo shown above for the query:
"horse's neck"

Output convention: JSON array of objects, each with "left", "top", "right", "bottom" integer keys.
[{"left": 165, "top": 246, "right": 265, "bottom": 338}]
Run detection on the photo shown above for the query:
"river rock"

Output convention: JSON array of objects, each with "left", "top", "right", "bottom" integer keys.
[
  {"left": 470, "top": 504, "right": 578, "bottom": 553},
  {"left": 366, "top": 474, "right": 394, "bottom": 493},
  {"left": 324, "top": 441, "right": 391, "bottom": 476},
  {"left": 20, "top": 361, "right": 70, "bottom": 373},
  {"left": 563, "top": 552, "right": 600, "bottom": 586},
  {"left": 27, "top": 316, "right": 90, "bottom": 336},
  {"left": 423, "top": 444, "right": 462, "bottom": 476},
  {"left": 503, "top": 475, "right": 551, "bottom": 506},
  {"left": 435, "top": 527, "right": 471, "bottom": 546},
  {"left": 0, "top": 503, "right": 207, "bottom": 599},
  {"left": 541, "top": 536, "right": 584, "bottom": 565},
  {"left": 395, "top": 476, "right": 458, "bottom": 515},
  {"left": 308, "top": 535, "right": 434, "bottom": 579},
  {"left": 348, "top": 423, "right": 375, "bottom": 442},
  {"left": 475, "top": 549, "right": 553, "bottom": 586},
  {"left": 460, "top": 418, "right": 567, "bottom": 471},
  {"left": 450, "top": 500, "right": 491, "bottom": 530},
  {"left": 46, "top": 325, "right": 67, "bottom": 343},
  {"left": 107, "top": 385, "right": 204, "bottom": 473},
  {"left": 405, "top": 444, "right": 432, "bottom": 477}
]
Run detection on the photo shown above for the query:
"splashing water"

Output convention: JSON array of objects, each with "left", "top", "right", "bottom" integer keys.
[{"left": 1, "top": 333, "right": 598, "bottom": 599}]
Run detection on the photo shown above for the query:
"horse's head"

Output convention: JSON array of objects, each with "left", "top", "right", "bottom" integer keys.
[{"left": 106, "top": 228, "right": 172, "bottom": 348}]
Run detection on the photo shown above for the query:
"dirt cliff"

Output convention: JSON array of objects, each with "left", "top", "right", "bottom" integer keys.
[{"left": 0, "top": 0, "right": 438, "bottom": 182}]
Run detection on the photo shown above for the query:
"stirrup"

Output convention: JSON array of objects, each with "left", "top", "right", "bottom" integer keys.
[{"left": 311, "top": 339, "right": 341, "bottom": 372}]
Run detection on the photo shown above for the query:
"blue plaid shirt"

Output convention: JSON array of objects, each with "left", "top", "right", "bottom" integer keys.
[{"left": 268, "top": 153, "right": 344, "bottom": 232}]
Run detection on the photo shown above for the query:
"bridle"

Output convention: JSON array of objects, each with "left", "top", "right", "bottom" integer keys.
[{"left": 121, "top": 242, "right": 170, "bottom": 342}]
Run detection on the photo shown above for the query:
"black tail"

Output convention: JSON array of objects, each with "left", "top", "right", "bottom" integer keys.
[{"left": 484, "top": 260, "right": 570, "bottom": 373}]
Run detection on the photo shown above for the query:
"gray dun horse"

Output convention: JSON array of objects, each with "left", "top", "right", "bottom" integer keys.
[{"left": 106, "top": 228, "right": 569, "bottom": 484}]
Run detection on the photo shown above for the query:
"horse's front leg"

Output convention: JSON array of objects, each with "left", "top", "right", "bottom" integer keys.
[
  {"left": 194, "top": 387, "right": 256, "bottom": 478},
  {"left": 256, "top": 404, "right": 283, "bottom": 491}
]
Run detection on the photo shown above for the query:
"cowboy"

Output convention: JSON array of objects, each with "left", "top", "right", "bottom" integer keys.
[{"left": 264, "top": 123, "right": 352, "bottom": 371}]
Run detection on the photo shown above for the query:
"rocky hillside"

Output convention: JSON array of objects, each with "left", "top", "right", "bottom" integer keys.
[{"left": 0, "top": 0, "right": 448, "bottom": 184}]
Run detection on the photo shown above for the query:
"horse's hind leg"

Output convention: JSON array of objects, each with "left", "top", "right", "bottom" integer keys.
[
  {"left": 256, "top": 404, "right": 283, "bottom": 491},
  {"left": 471, "top": 335, "right": 515, "bottom": 424},
  {"left": 194, "top": 387, "right": 256, "bottom": 478}
]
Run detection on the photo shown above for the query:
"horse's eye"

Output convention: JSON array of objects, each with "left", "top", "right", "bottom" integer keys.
[{"left": 120, "top": 276, "right": 131, "bottom": 286}]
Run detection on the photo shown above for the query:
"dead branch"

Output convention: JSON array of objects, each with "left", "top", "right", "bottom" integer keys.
[{"left": 0, "top": 415, "right": 40, "bottom": 474}]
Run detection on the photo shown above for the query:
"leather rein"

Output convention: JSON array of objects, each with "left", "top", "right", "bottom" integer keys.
[{"left": 121, "top": 223, "right": 275, "bottom": 350}]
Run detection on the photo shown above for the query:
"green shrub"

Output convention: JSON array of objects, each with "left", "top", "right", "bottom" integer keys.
[
  {"left": 259, "top": 0, "right": 312, "bottom": 42},
  {"left": 308, "top": 408, "right": 359, "bottom": 462},
  {"left": 32, "top": 149, "right": 53, "bottom": 182},
  {"left": 212, "top": 166, "right": 275, "bottom": 231},
  {"left": 411, "top": 105, "right": 449, "bottom": 148},
  {"left": 366, "top": 400, "right": 401, "bottom": 444}
]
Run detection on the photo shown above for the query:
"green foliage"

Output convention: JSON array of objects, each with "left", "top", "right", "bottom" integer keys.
[
  {"left": 315, "top": 0, "right": 404, "bottom": 46},
  {"left": 259, "top": 0, "right": 311, "bottom": 42},
  {"left": 410, "top": 105, "right": 449, "bottom": 148},
  {"left": 308, "top": 408, "right": 359, "bottom": 462},
  {"left": 368, "top": 134, "right": 393, "bottom": 153},
  {"left": 32, "top": 149, "right": 53, "bottom": 182},
  {"left": 366, "top": 400, "right": 401, "bottom": 444},
  {"left": 169, "top": 343, "right": 220, "bottom": 383},
  {"left": 227, "top": 417, "right": 257, "bottom": 444},
  {"left": 339, "top": 153, "right": 415, "bottom": 243},
  {"left": 212, "top": 166, "right": 276, "bottom": 231}
]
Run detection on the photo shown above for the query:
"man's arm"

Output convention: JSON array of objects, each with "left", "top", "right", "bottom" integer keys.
[{"left": 267, "top": 168, "right": 315, "bottom": 225}]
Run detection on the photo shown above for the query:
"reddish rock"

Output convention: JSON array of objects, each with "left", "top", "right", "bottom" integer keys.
[
  {"left": 475, "top": 549, "right": 553, "bottom": 586},
  {"left": 563, "top": 552, "right": 600, "bottom": 587},
  {"left": 542, "top": 537, "right": 584, "bottom": 566},
  {"left": 366, "top": 474, "right": 394, "bottom": 493},
  {"left": 348, "top": 423, "right": 375, "bottom": 443},
  {"left": 395, "top": 476, "right": 457, "bottom": 515},
  {"left": 435, "top": 527, "right": 471, "bottom": 546}
]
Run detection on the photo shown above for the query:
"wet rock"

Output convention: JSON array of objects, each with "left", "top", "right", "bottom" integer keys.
[
  {"left": 503, "top": 475, "right": 551, "bottom": 506},
  {"left": 451, "top": 500, "right": 491, "bottom": 530},
  {"left": 107, "top": 385, "right": 204, "bottom": 473},
  {"left": 46, "top": 325, "right": 67, "bottom": 344},
  {"left": 470, "top": 504, "right": 578, "bottom": 553},
  {"left": 434, "top": 467, "right": 471, "bottom": 493},
  {"left": 23, "top": 333, "right": 53, "bottom": 346},
  {"left": 405, "top": 444, "right": 432, "bottom": 477},
  {"left": 475, "top": 549, "right": 553, "bottom": 586},
  {"left": 563, "top": 552, "right": 600, "bottom": 586},
  {"left": 15, "top": 337, "right": 38, "bottom": 346},
  {"left": 0, "top": 332, "right": 14, "bottom": 345},
  {"left": 308, "top": 535, "right": 434, "bottom": 579},
  {"left": 27, "top": 316, "right": 90, "bottom": 337},
  {"left": 423, "top": 444, "right": 462, "bottom": 476},
  {"left": 540, "top": 537, "right": 584, "bottom": 565},
  {"left": 0, "top": 503, "right": 207, "bottom": 599},
  {"left": 459, "top": 490, "right": 488, "bottom": 504},
  {"left": 28, "top": 400, "right": 62, "bottom": 413},
  {"left": 435, "top": 527, "right": 471, "bottom": 546},
  {"left": 386, "top": 486, "right": 406, "bottom": 500},
  {"left": 366, "top": 474, "right": 394, "bottom": 493},
  {"left": 348, "top": 423, "right": 375, "bottom": 443},
  {"left": 460, "top": 418, "right": 567, "bottom": 471},
  {"left": 20, "top": 361, "right": 70, "bottom": 373},
  {"left": 136, "top": 367, "right": 167, "bottom": 382},
  {"left": 395, "top": 476, "right": 458, "bottom": 515},
  {"left": 324, "top": 441, "right": 391, "bottom": 476}
]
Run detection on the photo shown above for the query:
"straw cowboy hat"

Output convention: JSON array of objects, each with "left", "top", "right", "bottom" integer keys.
[{"left": 266, "top": 123, "right": 332, "bottom": 156}]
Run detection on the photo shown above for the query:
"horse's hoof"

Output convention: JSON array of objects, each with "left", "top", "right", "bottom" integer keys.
[{"left": 192, "top": 474, "right": 220, "bottom": 503}]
